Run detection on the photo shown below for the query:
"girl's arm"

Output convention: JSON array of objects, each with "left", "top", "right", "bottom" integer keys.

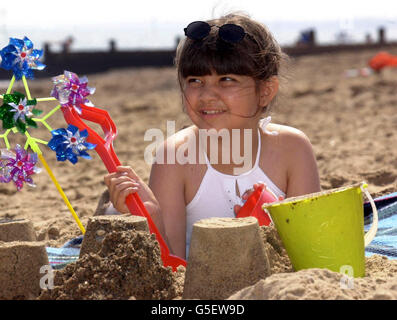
[
  {"left": 149, "top": 144, "right": 187, "bottom": 259},
  {"left": 283, "top": 129, "right": 321, "bottom": 197}
]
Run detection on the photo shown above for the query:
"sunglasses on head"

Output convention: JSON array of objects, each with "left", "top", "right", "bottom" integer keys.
[{"left": 184, "top": 21, "right": 247, "bottom": 44}]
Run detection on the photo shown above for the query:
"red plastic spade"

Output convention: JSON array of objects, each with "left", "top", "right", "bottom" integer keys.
[
  {"left": 61, "top": 103, "right": 187, "bottom": 271},
  {"left": 236, "top": 184, "right": 277, "bottom": 226}
]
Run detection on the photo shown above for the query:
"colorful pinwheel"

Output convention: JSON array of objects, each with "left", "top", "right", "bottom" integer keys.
[
  {"left": 0, "top": 37, "right": 93, "bottom": 233},
  {"left": 0, "top": 144, "right": 42, "bottom": 190},
  {"left": 51, "top": 71, "right": 95, "bottom": 114},
  {"left": 48, "top": 124, "right": 96, "bottom": 164},
  {"left": 0, "top": 37, "right": 45, "bottom": 80},
  {"left": 0, "top": 91, "right": 42, "bottom": 133}
]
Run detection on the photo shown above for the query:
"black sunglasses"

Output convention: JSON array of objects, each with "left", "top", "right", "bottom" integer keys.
[{"left": 184, "top": 21, "right": 247, "bottom": 43}]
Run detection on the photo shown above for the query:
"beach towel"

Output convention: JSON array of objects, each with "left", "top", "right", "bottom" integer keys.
[
  {"left": 364, "top": 192, "right": 397, "bottom": 259},
  {"left": 46, "top": 235, "right": 83, "bottom": 269}
]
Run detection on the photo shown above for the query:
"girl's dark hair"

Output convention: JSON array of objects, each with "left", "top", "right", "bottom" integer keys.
[{"left": 175, "top": 13, "right": 287, "bottom": 89}]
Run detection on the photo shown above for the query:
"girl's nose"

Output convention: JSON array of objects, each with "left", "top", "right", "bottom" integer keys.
[{"left": 199, "top": 83, "right": 219, "bottom": 102}]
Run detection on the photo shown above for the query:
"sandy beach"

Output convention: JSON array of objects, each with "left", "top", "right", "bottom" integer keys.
[{"left": 1, "top": 47, "right": 397, "bottom": 299}]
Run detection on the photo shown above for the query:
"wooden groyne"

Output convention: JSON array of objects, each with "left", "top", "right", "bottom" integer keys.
[{"left": 1, "top": 40, "right": 397, "bottom": 80}]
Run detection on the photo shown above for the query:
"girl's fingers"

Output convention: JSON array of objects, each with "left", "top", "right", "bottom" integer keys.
[
  {"left": 104, "top": 165, "right": 139, "bottom": 188},
  {"left": 108, "top": 176, "right": 136, "bottom": 197},
  {"left": 234, "top": 204, "right": 242, "bottom": 215},
  {"left": 115, "top": 166, "right": 140, "bottom": 180},
  {"left": 104, "top": 172, "right": 113, "bottom": 188},
  {"left": 242, "top": 182, "right": 268, "bottom": 200},
  {"left": 114, "top": 185, "right": 139, "bottom": 211},
  {"left": 104, "top": 166, "right": 143, "bottom": 213},
  {"left": 110, "top": 179, "right": 139, "bottom": 210},
  {"left": 114, "top": 186, "right": 139, "bottom": 212},
  {"left": 254, "top": 182, "right": 266, "bottom": 190},
  {"left": 105, "top": 170, "right": 136, "bottom": 186},
  {"left": 242, "top": 189, "right": 253, "bottom": 200}
]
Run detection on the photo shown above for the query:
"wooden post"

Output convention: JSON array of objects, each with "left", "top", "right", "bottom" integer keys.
[
  {"left": 109, "top": 39, "right": 117, "bottom": 53},
  {"left": 378, "top": 27, "right": 386, "bottom": 44},
  {"left": 309, "top": 29, "right": 316, "bottom": 46}
]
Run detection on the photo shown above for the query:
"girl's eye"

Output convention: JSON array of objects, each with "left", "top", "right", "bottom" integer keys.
[
  {"left": 187, "top": 78, "right": 201, "bottom": 84},
  {"left": 220, "top": 76, "right": 236, "bottom": 82},
  {"left": 186, "top": 78, "right": 203, "bottom": 88}
]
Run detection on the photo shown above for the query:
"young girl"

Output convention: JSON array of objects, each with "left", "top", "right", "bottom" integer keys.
[{"left": 104, "top": 13, "right": 321, "bottom": 260}]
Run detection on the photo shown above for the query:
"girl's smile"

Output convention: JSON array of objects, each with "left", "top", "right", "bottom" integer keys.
[{"left": 199, "top": 109, "right": 227, "bottom": 117}]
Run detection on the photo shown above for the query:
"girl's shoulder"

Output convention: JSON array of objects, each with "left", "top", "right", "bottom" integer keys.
[
  {"left": 264, "top": 124, "right": 321, "bottom": 197},
  {"left": 165, "top": 125, "right": 197, "bottom": 150},
  {"left": 154, "top": 125, "right": 199, "bottom": 165},
  {"left": 266, "top": 123, "right": 312, "bottom": 144},
  {"left": 264, "top": 123, "right": 315, "bottom": 157}
]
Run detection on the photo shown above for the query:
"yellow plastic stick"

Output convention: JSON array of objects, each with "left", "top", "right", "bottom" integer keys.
[
  {"left": 22, "top": 76, "right": 32, "bottom": 100},
  {"left": 37, "top": 97, "right": 57, "bottom": 102},
  {"left": 0, "top": 129, "right": 11, "bottom": 149},
  {"left": 38, "top": 153, "right": 86, "bottom": 234},
  {"left": 32, "top": 105, "right": 61, "bottom": 132},
  {"left": 19, "top": 77, "right": 84, "bottom": 233},
  {"left": 6, "top": 76, "right": 15, "bottom": 94}
]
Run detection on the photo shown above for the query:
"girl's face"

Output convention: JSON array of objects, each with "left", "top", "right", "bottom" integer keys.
[{"left": 181, "top": 71, "right": 276, "bottom": 131}]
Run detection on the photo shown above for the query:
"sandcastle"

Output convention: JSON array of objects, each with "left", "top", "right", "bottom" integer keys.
[
  {"left": 0, "top": 219, "right": 48, "bottom": 299},
  {"left": 183, "top": 217, "right": 271, "bottom": 299},
  {"left": 79, "top": 214, "right": 149, "bottom": 257},
  {"left": 0, "top": 215, "right": 152, "bottom": 300},
  {"left": 0, "top": 218, "right": 37, "bottom": 242}
]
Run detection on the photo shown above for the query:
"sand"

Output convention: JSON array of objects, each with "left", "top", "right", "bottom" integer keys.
[
  {"left": 38, "top": 230, "right": 185, "bottom": 300},
  {"left": 1, "top": 47, "right": 397, "bottom": 299},
  {"left": 228, "top": 255, "right": 397, "bottom": 300},
  {"left": 228, "top": 227, "right": 397, "bottom": 300}
]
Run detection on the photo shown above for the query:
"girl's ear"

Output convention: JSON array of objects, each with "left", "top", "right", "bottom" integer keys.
[{"left": 258, "top": 76, "right": 279, "bottom": 107}]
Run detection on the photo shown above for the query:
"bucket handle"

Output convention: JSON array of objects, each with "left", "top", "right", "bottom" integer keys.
[{"left": 361, "top": 183, "right": 378, "bottom": 247}]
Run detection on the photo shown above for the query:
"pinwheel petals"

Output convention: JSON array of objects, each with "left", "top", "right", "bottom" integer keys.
[
  {"left": 0, "top": 145, "right": 41, "bottom": 190},
  {"left": 0, "top": 92, "right": 41, "bottom": 133},
  {"left": 51, "top": 71, "right": 95, "bottom": 114},
  {"left": 48, "top": 124, "right": 96, "bottom": 164},
  {"left": 0, "top": 37, "right": 45, "bottom": 80}
]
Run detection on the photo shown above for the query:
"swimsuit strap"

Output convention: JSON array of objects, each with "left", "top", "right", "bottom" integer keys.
[{"left": 260, "top": 116, "right": 279, "bottom": 136}]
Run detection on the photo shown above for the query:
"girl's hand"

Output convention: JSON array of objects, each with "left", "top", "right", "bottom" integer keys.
[
  {"left": 233, "top": 182, "right": 284, "bottom": 215},
  {"left": 104, "top": 166, "right": 158, "bottom": 215},
  {"left": 233, "top": 182, "right": 266, "bottom": 215}
]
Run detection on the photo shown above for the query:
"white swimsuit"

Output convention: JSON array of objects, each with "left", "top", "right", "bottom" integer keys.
[{"left": 185, "top": 117, "right": 285, "bottom": 258}]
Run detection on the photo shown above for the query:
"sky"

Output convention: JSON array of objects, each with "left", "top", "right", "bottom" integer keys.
[
  {"left": 1, "top": 0, "right": 396, "bottom": 25},
  {"left": 1, "top": 0, "right": 397, "bottom": 49}
]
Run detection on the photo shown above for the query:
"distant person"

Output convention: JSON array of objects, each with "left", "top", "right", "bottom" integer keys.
[{"left": 103, "top": 13, "right": 321, "bottom": 260}]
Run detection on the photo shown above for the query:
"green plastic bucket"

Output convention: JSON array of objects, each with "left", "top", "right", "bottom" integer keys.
[{"left": 262, "top": 182, "right": 378, "bottom": 277}]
